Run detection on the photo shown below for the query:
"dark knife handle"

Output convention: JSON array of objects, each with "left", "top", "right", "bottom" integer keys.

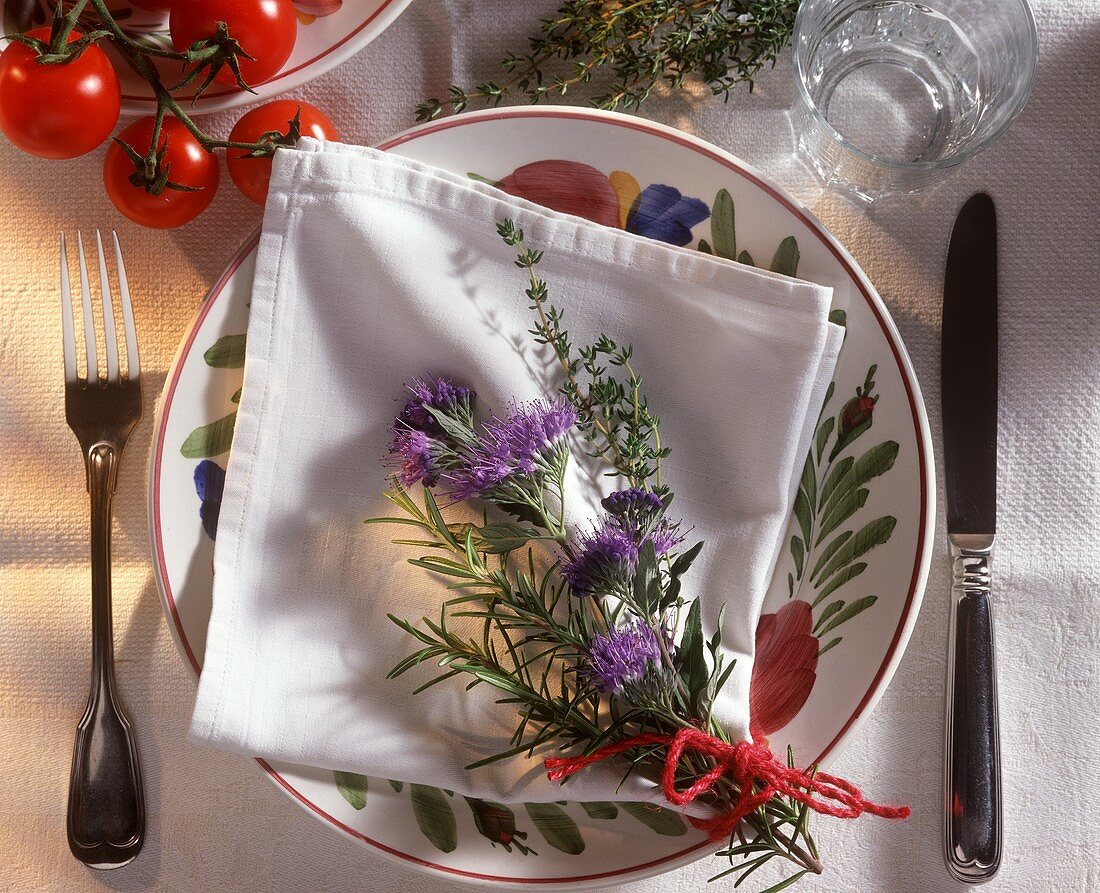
[{"left": 944, "top": 537, "right": 1002, "bottom": 884}]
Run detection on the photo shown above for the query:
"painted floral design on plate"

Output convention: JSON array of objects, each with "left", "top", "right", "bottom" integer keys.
[{"left": 178, "top": 159, "right": 897, "bottom": 858}]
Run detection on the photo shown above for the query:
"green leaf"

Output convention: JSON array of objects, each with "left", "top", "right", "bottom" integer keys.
[
  {"left": 769, "top": 236, "right": 800, "bottom": 276},
  {"left": 423, "top": 488, "right": 458, "bottom": 548},
  {"left": 817, "top": 636, "right": 842, "bottom": 657},
  {"left": 830, "top": 417, "right": 874, "bottom": 461},
  {"left": 676, "top": 599, "right": 708, "bottom": 715},
  {"left": 632, "top": 539, "right": 661, "bottom": 615},
  {"left": 621, "top": 801, "right": 687, "bottom": 836},
  {"left": 388, "top": 779, "right": 404, "bottom": 792},
  {"left": 333, "top": 771, "right": 369, "bottom": 810},
  {"left": 180, "top": 412, "right": 236, "bottom": 458},
  {"left": 230, "top": 387, "right": 242, "bottom": 404},
  {"left": 790, "top": 535, "right": 805, "bottom": 579},
  {"left": 792, "top": 486, "right": 812, "bottom": 546},
  {"left": 410, "top": 784, "right": 458, "bottom": 852},
  {"left": 799, "top": 454, "right": 816, "bottom": 515},
  {"left": 816, "top": 488, "right": 869, "bottom": 544},
  {"left": 812, "top": 561, "right": 867, "bottom": 607},
  {"left": 737, "top": 249, "right": 755, "bottom": 266},
  {"left": 810, "top": 530, "right": 852, "bottom": 582},
  {"left": 580, "top": 801, "right": 618, "bottom": 820},
  {"left": 828, "top": 309, "right": 847, "bottom": 328},
  {"left": 425, "top": 404, "right": 476, "bottom": 444},
  {"left": 524, "top": 802, "right": 585, "bottom": 854},
  {"left": 669, "top": 541, "right": 704, "bottom": 580},
  {"left": 203, "top": 334, "right": 246, "bottom": 368},
  {"left": 818, "top": 456, "right": 854, "bottom": 510},
  {"left": 817, "top": 595, "right": 878, "bottom": 635},
  {"left": 475, "top": 522, "right": 541, "bottom": 554},
  {"left": 821, "top": 442, "right": 900, "bottom": 519},
  {"left": 813, "top": 599, "right": 846, "bottom": 632},
  {"left": 814, "top": 415, "right": 835, "bottom": 464},
  {"left": 698, "top": 238, "right": 713, "bottom": 254},
  {"left": 711, "top": 188, "right": 736, "bottom": 259},
  {"left": 817, "top": 517, "right": 896, "bottom": 583}
]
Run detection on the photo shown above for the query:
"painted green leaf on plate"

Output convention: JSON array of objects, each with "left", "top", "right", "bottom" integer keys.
[
  {"left": 711, "top": 188, "right": 736, "bottom": 260},
  {"left": 580, "top": 801, "right": 619, "bottom": 820},
  {"left": 389, "top": 779, "right": 404, "bottom": 792},
  {"left": 333, "top": 771, "right": 369, "bottom": 810},
  {"left": 203, "top": 334, "right": 246, "bottom": 368},
  {"left": 816, "top": 516, "right": 896, "bottom": 584},
  {"left": 812, "top": 561, "right": 867, "bottom": 607},
  {"left": 816, "top": 595, "right": 878, "bottom": 636},
  {"left": 770, "top": 236, "right": 800, "bottom": 277},
  {"left": 621, "top": 801, "right": 688, "bottom": 836},
  {"left": 411, "top": 784, "right": 458, "bottom": 853},
  {"left": 524, "top": 802, "right": 585, "bottom": 854},
  {"left": 181, "top": 412, "right": 236, "bottom": 458}
]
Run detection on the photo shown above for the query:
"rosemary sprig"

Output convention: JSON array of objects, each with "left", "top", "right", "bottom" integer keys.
[
  {"left": 377, "top": 485, "right": 824, "bottom": 888},
  {"left": 418, "top": 0, "right": 799, "bottom": 121}
]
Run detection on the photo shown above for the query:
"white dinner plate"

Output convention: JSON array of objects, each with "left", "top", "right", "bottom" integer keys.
[{"left": 149, "top": 107, "right": 934, "bottom": 889}]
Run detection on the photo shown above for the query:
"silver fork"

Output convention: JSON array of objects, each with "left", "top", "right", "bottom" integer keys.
[{"left": 61, "top": 231, "right": 145, "bottom": 869}]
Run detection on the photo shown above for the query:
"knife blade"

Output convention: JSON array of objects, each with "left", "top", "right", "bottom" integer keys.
[{"left": 941, "top": 191, "right": 1002, "bottom": 884}]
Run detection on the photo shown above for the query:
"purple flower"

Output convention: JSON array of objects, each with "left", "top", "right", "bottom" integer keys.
[
  {"left": 585, "top": 622, "right": 662, "bottom": 694},
  {"left": 562, "top": 490, "right": 683, "bottom": 596},
  {"left": 388, "top": 427, "right": 442, "bottom": 488},
  {"left": 446, "top": 399, "right": 577, "bottom": 500},
  {"left": 561, "top": 523, "right": 640, "bottom": 595},
  {"left": 397, "top": 375, "right": 474, "bottom": 434},
  {"left": 602, "top": 487, "right": 664, "bottom": 519}
]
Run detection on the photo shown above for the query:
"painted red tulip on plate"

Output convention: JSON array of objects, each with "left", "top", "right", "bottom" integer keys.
[
  {"left": 749, "top": 600, "right": 819, "bottom": 738},
  {"left": 495, "top": 160, "right": 621, "bottom": 228}
]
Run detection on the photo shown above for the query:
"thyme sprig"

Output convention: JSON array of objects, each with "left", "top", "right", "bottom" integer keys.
[
  {"left": 498, "top": 219, "right": 670, "bottom": 496},
  {"left": 418, "top": 0, "right": 799, "bottom": 121}
]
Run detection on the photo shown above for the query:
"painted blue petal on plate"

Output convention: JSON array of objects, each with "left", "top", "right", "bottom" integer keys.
[
  {"left": 194, "top": 459, "right": 226, "bottom": 541},
  {"left": 625, "top": 184, "right": 711, "bottom": 246}
]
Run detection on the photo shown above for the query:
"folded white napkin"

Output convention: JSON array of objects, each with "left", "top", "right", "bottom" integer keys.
[{"left": 190, "top": 139, "right": 842, "bottom": 805}]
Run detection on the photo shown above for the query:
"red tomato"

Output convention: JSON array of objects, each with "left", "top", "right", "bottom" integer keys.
[
  {"left": 169, "top": 0, "right": 297, "bottom": 88},
  {"left": 227, "top": 100, "right": 338, "bottom": 205},
  {"left": 129, "top": 0, "right": 175, "bottom": 11},
  {"left": 0, "top": 27, "right": 121, "bottom": 159},
  {"left": 104, "top": 116, "right": 219, "bottom": 229}
]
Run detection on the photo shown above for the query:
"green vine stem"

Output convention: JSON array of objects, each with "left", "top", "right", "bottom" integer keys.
[{"left": 8, "top": 0, "right": 299, "bottom": 192}]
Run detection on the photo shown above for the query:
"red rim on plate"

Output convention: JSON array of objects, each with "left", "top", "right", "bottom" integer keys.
[
  {"left": 114, "top": 0, "right": 412, "bottom": 108},
  {"left": 150, "top": 107, "right": 934, "bottom": 885}
]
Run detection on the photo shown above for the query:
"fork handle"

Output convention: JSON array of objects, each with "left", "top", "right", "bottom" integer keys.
[
  {"left": 67, "top": 443, "right": 145, "bottom": 869},
  {"left": 944, "top": 538, "right": 1001, "bottom": 883}
]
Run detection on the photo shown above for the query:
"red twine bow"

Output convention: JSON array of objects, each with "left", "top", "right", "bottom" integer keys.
[{"left": 544, "top": 727, "right": 909, "bottom": 841}]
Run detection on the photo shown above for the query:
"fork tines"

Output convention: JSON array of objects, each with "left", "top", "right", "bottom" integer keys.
[{"left": 60, "top": 231, "right": 141, "bottom": 386}]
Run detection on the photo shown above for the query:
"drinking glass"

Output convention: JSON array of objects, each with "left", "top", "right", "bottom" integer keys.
[{"left": 792, "top": 0, "right": 1039, "bottom": 201}]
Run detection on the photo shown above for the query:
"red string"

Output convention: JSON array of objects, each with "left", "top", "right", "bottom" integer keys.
[{"left": 545, "top": 727, "right": 909, "bottom": 841}]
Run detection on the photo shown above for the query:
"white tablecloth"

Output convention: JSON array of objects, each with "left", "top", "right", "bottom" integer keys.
[{"left": 2, "top": 1, "right": 1098, "bottom": 890}]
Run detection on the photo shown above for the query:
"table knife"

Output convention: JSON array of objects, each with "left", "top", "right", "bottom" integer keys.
[{"left": 941, "top": 192, "right": 1002, "bottom": 884}]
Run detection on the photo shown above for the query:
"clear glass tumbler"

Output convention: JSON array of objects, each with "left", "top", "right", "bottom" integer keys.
[{"left": 793, "top": 0, "right": 1039, "bottom": 201}]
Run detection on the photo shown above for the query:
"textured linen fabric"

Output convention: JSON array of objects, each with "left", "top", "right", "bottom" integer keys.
[
  {"left": 188, "top": 139, "right": 840, "bottom": 801},
  {"left": 1, "top": 0, "right": 1098, "bottom": 890}
]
